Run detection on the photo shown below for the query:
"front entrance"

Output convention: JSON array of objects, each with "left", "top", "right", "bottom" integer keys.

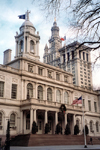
[
  {"left": 37, "top": 119, "right": 43, "bottom": 134},
  {"left": 37, "top": 114, "right": 44, "bottom": 134}
]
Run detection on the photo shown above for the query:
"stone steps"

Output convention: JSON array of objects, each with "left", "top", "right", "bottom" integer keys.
[{"left": 10, "top": 134, "right": 100, "bottom": 146}]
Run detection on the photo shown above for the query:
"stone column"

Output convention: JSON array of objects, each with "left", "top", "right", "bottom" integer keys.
[
  {"left": 27, "top": 36, "right": 29, "bottom": 53},
  {"left": 62, "top": 90, "right": 64, "bottom": 103},
  {"left": 54, "top": 87, "right": 56, "bottom": 102},
  {"left": 55, "top": 111, "right": 58, "bottom": 133},
  {"left": 73, "top": 114, "right": 76, "bottom": 134},
  {"left": 30, "top": 108, "right": 33, "bottom": 132},
  {"left": 15, "top": 41, "right": 18, "bottom": 57},
  {"left": 20, "top": 110, "right": 23, "bottom": 134},
  {"left": 4, "top": 116, "right": 8, "bottom": 135},
  {"left": 44, "top": 85, "right": 47, "bottom": 101},
  {"left": 35, "top": 83, "right": 38, "bottom": 99},
  {"left": 36, "top": 42, "right": 39, "bottom": 56},
  {"left": 33, "top": 109, "right": 37, "bottom": 123},
  {"left": 18, "top": 42, "right": 20, "bottom": 55}
]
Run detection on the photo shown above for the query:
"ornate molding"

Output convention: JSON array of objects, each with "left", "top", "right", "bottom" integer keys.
[
  {"left": 12, "top": 78, "right": 18, "bottom": 83},
  {"left": 0, "top": 75, "right": 5, "bottom": 80}
]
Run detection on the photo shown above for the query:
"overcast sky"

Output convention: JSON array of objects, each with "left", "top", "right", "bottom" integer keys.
[{"left": 0, "top": 0, "right": 100, "bottom": 89}]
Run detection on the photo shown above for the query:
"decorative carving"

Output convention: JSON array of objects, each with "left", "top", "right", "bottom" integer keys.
[
  {"left": 12, "top": 78, "right": 18, "bottom": 83},
  {"left": 0, "top": 75, "right": 5, "bottom": 80}
]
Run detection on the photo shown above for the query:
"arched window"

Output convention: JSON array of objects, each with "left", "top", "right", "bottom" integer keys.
[
  {"left": 38, "top": 86, "right": 43, "bottom": 100},
  {"left": 0, "top": 113, "right": 2, "bottom": 126},
  {"left": 27, "top": 83, "right": 33, "bottom": 98},
  {"left": 47, "top": 88, "right": 52, "bottom": 101},
  {"left": 96, "top": 122, "right": 99, "bottom": 132},
  {"left": 76, "top": 119, "right": 79, "bottom": 129},
  {"left": 20, "top": 40, "right": 23, "bottom": 52},
  {"left": 56, "top": 90, "right": 61, "bottom": 103},
  {"left": 10, "top": 113, "right": 15, "bottom": 127},
  {"left": 90, "top": 121, "right": 93, "bottom": 132},
  {"left": 64, "top": 91, "right": 69, "bottom": 104},
  {"left": 30, "top": 40, "right": 34, "bottom": 53}
]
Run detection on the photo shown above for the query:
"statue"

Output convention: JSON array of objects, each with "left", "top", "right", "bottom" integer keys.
[{"left": 26, "top": 10, "right": 31, "bottom": 21}]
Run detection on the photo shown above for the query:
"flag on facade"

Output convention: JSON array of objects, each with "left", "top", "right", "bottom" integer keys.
[
  {"left": 18, "top": 14, "right": 25, "bottom": 19},
  {"left": 60, "top": 36, "right": 66, "bottom": 41},
  {"left": 71, "top": 96, "right": 82, "bottom": 105}
]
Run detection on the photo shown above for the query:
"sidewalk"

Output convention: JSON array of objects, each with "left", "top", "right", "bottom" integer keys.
[{"left": 10, "top": 145, "right": 100, "bottom": 150}]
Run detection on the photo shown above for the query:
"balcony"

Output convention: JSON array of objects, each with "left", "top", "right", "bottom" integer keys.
[{"left": 20, "top": 98, "right": 82, "bottom": 112}]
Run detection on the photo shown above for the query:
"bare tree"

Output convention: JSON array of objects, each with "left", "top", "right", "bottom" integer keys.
[{"left": 32, "top": 0, "right": 100, "bottom": 62}]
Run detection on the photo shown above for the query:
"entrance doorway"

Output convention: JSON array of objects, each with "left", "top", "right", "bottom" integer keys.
[
  {"left": 37, "top": 115, "right": 44, "bottom": 134},
  {"left": 48, "top": 116, "right": 53, "bottom": 134}
]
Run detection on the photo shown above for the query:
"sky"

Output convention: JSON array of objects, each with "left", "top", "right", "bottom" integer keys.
[{"left": 0, "top": 0, "right": 100, "bottom": 89}]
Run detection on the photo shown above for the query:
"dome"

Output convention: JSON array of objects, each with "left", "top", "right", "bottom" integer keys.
[{"left": 21, "top": 20, "right": 34, "bottom": 27}]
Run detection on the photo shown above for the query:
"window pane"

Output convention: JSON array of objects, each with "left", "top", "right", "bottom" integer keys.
[
  {"left": 10, "top": 114, "right": 15, "bottom": 127},
  {"left": 11, "top": 84, "right": 17, "bottom": 99},
  {"left": 47, "top": 88, "right": 52, "bottom": 101},
  {"left": 0, "top": 113, "right": 2, "bottom": 126},
  {"left": 64, "top": 92, "right": 68, "bottom": 104},
  {"left": 56, "top": 90, "right": 61, "bottom": 102},
  {"left": 27, "top": 83, "right": 33, "bottom": 98},
  {"left": 0, "top": 82, "right": 4, "bottom": 97},
  {"left": 38, "top": 86, "right": 43, "bottom": 100}
]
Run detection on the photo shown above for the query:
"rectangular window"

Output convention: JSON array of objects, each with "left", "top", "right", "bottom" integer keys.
[
  {"left": 28, "top": 65, "right": 33, "bottom": 73},
  {"left": 64, "top": 76, "right": 68, "bottom": 82},
  {"left": 48, "top": 70, "right": 52, "bottom": 78},
  {"left": 83, "top": 52, "right": 85, "bottom": 60},
  {"left": 56, "top": 73, "right": 60, "bottom": 81},
  {"left": 88, "top": 100, "right": 91, "bottom": 111},
  {"left": 72, "top": 51, "right": 74, "bottom": 59},
  {"left": 80, "top": 74, "right": 83, "bottom": 77},
  {"left": 94, "top": 102, "right": 97, "bottom": 112},
  {"left": 63, "top": 54, "right": 65, "bottom": 63},
  {"left": 67, "top": 53, "right": 70, "bottom": 61},
  {"left": 38, "top": 67, "right": 43, "bottom": 75},
  {"left": 0, "top": 82, "right": 4, "bottom": 97},
  {"left": 11, "top": 84, "right": 17, "bottom": 99},
  {"left": 86, "top": 53, "right": 88, "bottom": 61},
  {"left": 79, "top": 51, "right": 81, "bottom": 59}
]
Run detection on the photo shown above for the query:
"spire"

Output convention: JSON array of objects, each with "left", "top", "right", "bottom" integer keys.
[
  {"left": 45, "top": 44, "right": 48, "bottom": 49},
  {"left": 44, "top": 44, "right": 48, "bottom": 54}
]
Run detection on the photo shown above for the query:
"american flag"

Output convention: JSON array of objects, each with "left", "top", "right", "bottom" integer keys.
[{"left": 71, "top": 96, "right": 82, "bottom": 105}]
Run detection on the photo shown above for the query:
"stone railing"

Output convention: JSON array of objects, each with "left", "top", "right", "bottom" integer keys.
[{"left": 20, "top": 98, "right": 82, "bottom": 111}]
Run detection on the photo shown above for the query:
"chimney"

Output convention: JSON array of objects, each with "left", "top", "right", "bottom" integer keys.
[{"left": 3, "top": 49, "right": 12, "bottom": 65}]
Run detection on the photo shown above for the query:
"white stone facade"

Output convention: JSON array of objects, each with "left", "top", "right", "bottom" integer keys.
[{"left": 0, "top": 11, "right": 100, "bottom": 140}]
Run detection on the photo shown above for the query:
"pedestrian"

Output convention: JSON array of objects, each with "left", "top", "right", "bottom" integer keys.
[{"left": 90, "top": 137, "right": 93, "bottom": 145}]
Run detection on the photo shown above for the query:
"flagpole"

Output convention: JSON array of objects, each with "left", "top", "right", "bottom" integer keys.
[
  {"left": 82, "top": 97, "right": 87, "bottom": 148},
  {"left": 24, "top": 12, "right": 26, "bottom": 54}
]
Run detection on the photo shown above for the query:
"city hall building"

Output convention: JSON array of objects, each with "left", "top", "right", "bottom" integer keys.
[{"left": 0, "top": 11, "right": 100, "bottom": 138}]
